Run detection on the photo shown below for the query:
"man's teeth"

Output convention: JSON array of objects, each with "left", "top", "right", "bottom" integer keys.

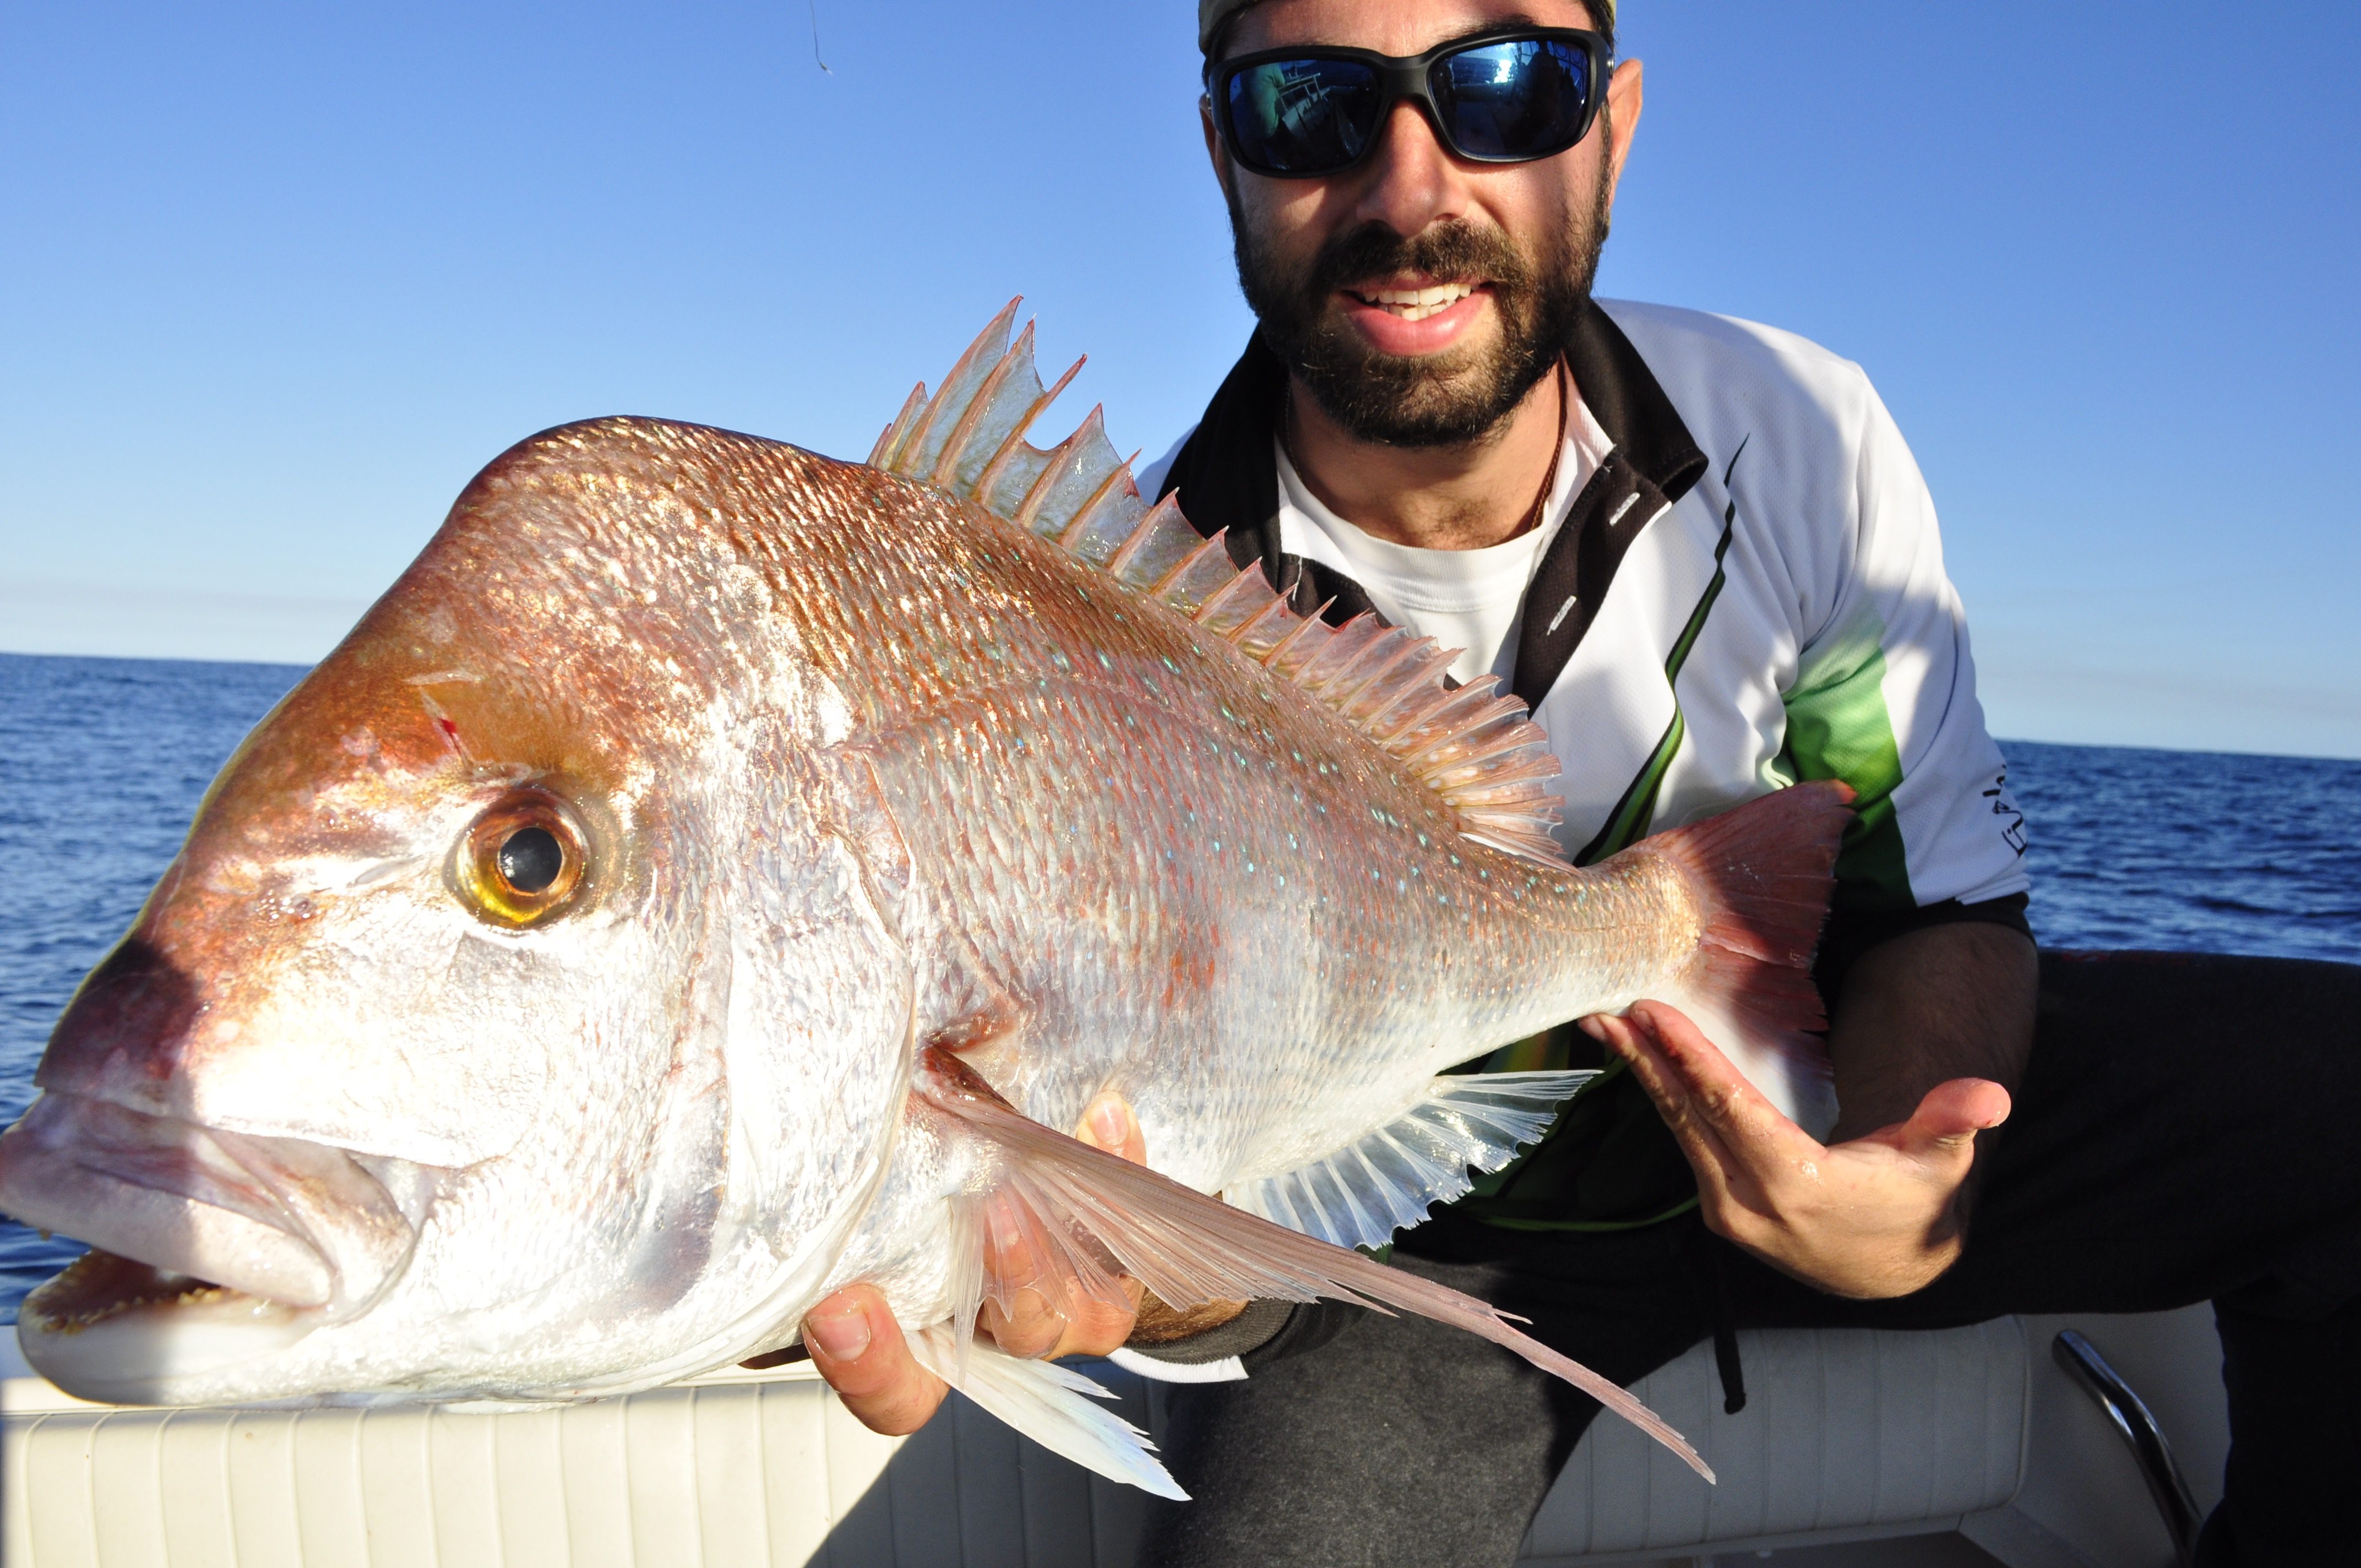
[{"left": 1358, "top": 282, "right": 1477, "bottom": 322}]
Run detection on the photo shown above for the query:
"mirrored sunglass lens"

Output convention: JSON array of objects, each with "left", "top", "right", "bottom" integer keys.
[
  {"left": 1433, "top": 39, "right": 1590, "bottom": 160},
  {"left": 1225, "top": 58, "right": 1383, "bottom": 173}
]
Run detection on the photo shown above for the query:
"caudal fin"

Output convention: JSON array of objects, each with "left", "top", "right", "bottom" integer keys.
[
  {"left": 1636, "top": 780, "right": 1854, "bottom": 1138},
  {"left": 912, "top": 1048, "right": 1715, "bottom": 1488}
]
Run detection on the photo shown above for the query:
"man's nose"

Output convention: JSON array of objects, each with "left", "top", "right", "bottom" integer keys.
[{"left": 1349, "top": 99, "right": 1468, "bottom": 238}]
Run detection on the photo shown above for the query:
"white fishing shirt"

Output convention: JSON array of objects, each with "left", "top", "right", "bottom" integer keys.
[{"left": 1143, "top": 298, "right": 2030, "bottom": 916}]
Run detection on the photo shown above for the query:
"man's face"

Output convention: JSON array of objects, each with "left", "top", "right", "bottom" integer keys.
[{"left": 1209, "top": 0, "right": 1639, "bottom": 449}]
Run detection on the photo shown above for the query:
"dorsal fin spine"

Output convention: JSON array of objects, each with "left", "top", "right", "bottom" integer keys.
[
  {"left": 904, "top": 298, "right": 1021, "bottom": 474},
  {"left": 1341, "top": 641, "right": 1439, "bottom": 720},
  {"left": 1201, "top": 574, "right": 1279, "bottom": 638},
  {"left": 1326, "top": 631, "right": 1428, "bottom": 706},
  {"left": 1159, "top": 541, "right": 1243, "bottom": 613},
  {"left": 1188, "top": 565, "right": 1263, "bottom": 629},
  {"left": 1313, "top": 629, "right": 1405, "bottom": 701},
  {"left": 1434, "top": 725, "right": 1553, "bottom": 777},
  {"left": 1364, "top": 651, "right": 1459, "bottom": 733},
  {"left": 1224, "top": 592, "right": 1294, "bottom": 649},
  {"left": 872, "top": 306, "right": 1569, "bottom": 868},
  {"left": 1106, "top": 493, "right": 1177, "bottom": 578},
  {"left": 1054, "top": 454, "right": 1142, "bottom": 551},
  {"left": 1397, "top": 685, "right": 1513, "bottom": 771},
  {"left": 1149, "top": 529, "right": 1230, "bottom": 600},
  {"left": 1015, "top": 411, "right": 1103, "bottom": 532},
  {"left": 1372, "top": 678, "right": 1466, "bottom": 745},
  {"left": 977, "top": 356, "right": 1085, "bottom": 501},
  {"left": 1296, "top": 616, "right": 1384, "bottom": 690},
  {"left": 1259, "top": 598, "right": 1335, "bottom": 675},
  {"left": 932, "top": 320, "right": 1035, "bottom": 488},
  {"left": 869, "top": 382, "right": 929, "bottom": 469}
]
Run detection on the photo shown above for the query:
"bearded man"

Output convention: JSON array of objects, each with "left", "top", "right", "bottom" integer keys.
[{"left": 801, "top": 3, "right": 2361, "bottom": 1563}]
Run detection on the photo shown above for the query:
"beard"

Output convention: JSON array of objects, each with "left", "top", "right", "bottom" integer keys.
[{"left": 1227, "top": 160, "right": 1612, "bottom": 450}]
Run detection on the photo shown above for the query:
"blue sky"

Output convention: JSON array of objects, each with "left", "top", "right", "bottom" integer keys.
[{"left": 3, "top": 2, "right": 2355, "bottom": 758}]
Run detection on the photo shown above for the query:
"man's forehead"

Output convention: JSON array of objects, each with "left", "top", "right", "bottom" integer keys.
[{"left": 1227, "top": 0, "right": 1598, "bottom": 58}]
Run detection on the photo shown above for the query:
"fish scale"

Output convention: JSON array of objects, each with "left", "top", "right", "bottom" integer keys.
[{"left": 0, "top": 303, "right": 1856, "bottom": 1496}]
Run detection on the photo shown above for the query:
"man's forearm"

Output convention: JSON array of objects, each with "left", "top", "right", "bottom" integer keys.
[{"left": 1825, "top": 921, "right": 2037, "bottom": 1145}]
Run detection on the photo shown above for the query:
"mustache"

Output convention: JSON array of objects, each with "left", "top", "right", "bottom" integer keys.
[{"left": 1306, "top": 220, "right": 1533, "bottom": 301}]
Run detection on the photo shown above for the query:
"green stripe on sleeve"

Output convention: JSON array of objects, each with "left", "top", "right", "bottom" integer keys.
[{"left": 1775, "top": 622, "right": 1913, "bottom": 911}]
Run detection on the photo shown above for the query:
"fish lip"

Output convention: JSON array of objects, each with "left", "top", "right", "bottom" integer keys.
[
  {"left": 14, "top": 1248, "right": 323, "bottom": 1406},
  {"left": 0, "top": 1091, "right": 429, "bottom": 1321}
]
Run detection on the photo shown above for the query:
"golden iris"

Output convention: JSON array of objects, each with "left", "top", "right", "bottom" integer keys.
[{"left": 456, "top": 791, "right": 589, "bottom": 927}]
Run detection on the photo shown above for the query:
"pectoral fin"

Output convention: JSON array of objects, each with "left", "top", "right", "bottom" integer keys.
[
  {"left": 913, "top": 1047, "right": 1713, "bottom": 1485},
  {"left": 904, "top": 1323, "right": 1187, "bottom": 1500}
]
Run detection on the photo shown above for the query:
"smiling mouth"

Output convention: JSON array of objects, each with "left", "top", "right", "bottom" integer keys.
[{"left": 1348, "top": 280, "right": 1482, "bottom": 321}]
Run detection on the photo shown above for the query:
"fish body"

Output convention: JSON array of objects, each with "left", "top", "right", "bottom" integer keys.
[{"left": 0, "top": 309, "right": 1846, "bottom": 1489}]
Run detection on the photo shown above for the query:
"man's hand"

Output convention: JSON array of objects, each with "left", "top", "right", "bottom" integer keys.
[
  {"left": 1586, "top": 1001, "right": 2011, "bottom": 1299},
  {"left": 802, "top": 1092, "right": 1148, "bottom": 1436}
]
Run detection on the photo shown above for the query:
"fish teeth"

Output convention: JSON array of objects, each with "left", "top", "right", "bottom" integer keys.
[{"left": 1358, "top": 281, "right": 1478, "bottom": 322}]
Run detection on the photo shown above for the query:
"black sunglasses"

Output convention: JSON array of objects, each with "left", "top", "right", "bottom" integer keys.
[{"left": 1206, "top": 28, "right": 1611, "bottom": 179}]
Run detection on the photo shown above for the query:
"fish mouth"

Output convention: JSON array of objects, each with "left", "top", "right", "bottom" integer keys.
[{"left": 0, "top": 1092, "right": 436, "bottom": 1399}]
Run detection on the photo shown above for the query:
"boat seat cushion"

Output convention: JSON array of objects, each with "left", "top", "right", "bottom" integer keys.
[{"left": 1518, "top": 1317, "right": 2029, "bottom": 1560}]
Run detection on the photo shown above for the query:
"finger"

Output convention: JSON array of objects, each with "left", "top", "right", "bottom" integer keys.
[
  {"left": 976, "top": 1191, "right": 1077, "bottom": 1359},
  {"left": 804, "top": 1285, "right": 948, "bottom": 1436},
  {"left": 1588, "top": 1010, "right": 1745, "bottom": 1206},
  {"left": 1595, "top": 1008, "right": 1750, "bottom": 1164},
  {"left": 984, "top": 1093, "right": 1150, "bottom": 1359},
  {"left": 1075, "top": 1091, "right": 1146, "bottom": 1165},
  {"left": 1048, "top": 1272, "right": 1149, "bottom": 1359},
  {"left": 1887, "top": 1077, "right": 2012, "bottom": 1163},
  {"left": 1048, "top": 1094, "right": 1149, "bottom": 1355},
  {"left": 1626, "top": 1000, "right": 1816, "bottom": 1155}
]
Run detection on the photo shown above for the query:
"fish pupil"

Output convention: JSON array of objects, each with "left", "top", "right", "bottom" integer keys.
[{"left": 498, "top": 827, "right": 565, "bottom": 894}]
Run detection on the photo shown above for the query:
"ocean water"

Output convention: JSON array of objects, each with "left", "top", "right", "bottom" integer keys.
[{"left": 2, "top": 650, "right": 2357, "bottom": 1323}]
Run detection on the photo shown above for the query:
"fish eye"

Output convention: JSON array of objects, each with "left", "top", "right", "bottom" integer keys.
[{"left": 455, "top": 791, "right": 589, "bottom": 928}]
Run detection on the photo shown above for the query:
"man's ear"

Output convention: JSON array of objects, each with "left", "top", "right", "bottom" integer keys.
[
  {"left": 1201, "top": 96, "right": 1237, "bottom": 204},
  {"left": 1603, "top": 58, "right": 1644, "bottom": 203}
]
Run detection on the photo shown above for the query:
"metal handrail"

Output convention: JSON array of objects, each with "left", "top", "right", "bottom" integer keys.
[{"left": 2052, "top": 1329, "right": 2203, "bottom": 1566}]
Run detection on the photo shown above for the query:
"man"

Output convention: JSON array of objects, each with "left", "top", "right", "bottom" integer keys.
[{"left": 803, "top": 3, "right": 2361, "bottom": 1562}]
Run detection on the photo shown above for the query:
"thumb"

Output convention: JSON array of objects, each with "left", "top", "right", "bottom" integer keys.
[
  {"left": 1895, "top": 1078, "right": 2011, "bottom": 1161},
  {"left": 1076, "top": 1091, "right": 1147, "bottom": 1166}
]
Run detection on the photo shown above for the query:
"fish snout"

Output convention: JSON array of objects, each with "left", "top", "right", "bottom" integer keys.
[{"left": 34, "top": 937, "right": 204, "bottom": 1115}]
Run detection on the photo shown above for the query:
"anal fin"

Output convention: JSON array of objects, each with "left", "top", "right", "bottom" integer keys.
[
  {"left": 1229, "top": 1070, "right": 1597, "bottom": 1250},
  {"left": 912, "top": 1048, "right": 1712, "bottom": 1484}
]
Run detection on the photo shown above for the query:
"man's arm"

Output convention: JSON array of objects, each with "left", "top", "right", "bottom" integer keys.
[
  {"left": 1826, "top": 921, "right": 2036, "bottom": 1145},
  {"left": 1590, "top": 918, "right": 2034, "bottom": 1299}
]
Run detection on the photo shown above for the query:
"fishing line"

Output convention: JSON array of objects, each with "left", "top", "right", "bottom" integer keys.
[{"left": 808, "top": 0, "right": 832, "bottom": 73}]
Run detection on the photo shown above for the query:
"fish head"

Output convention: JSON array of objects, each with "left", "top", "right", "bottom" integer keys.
[{"left": 0, "top": 421, "right": 916, "bottom": 1403}]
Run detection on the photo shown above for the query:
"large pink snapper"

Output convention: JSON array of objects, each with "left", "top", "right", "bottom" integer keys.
[{"left": 0, "top": 306, "right": 1849, "bottom": 1494}]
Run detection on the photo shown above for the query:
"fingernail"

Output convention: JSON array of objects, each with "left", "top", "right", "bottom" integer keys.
[
  {"left": 1576, "top": 1016, "right": 1607, "bottom": 1042},
  {"left": 806, "top": 1303, "right": 873, "bottom": 1362},
  {"left": 1087, "top": 1097, "right": 1133, "bottom": 1150}
]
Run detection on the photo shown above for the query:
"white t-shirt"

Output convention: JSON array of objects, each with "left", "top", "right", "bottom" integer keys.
[{"left": 1270, "top": 395, "right": 1615, "bottom": 687}]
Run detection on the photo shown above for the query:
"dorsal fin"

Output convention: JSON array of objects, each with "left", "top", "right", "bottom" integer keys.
[{"left": 870, "top": 302, "right": 1568, "bottom": 867}]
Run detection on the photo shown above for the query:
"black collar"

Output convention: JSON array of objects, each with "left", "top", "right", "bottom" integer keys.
[
  {"left": 1154, "top": 298, "right": 1708, "bottom": 699},
  {"left": 1562, "top": 298, "right": 1708, "bottom": 505}
]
